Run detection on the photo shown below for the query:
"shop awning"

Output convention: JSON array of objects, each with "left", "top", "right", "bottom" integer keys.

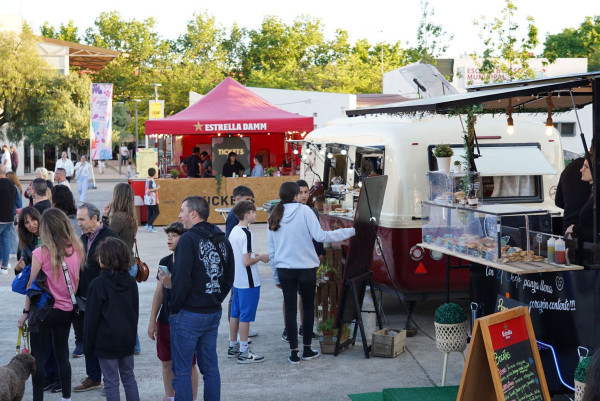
[
  {"left": 452, "top": 145, "right": 557, "bottom": 176},
  {"left": 145, "top": 77, "right": 314, "bottom": 135}
]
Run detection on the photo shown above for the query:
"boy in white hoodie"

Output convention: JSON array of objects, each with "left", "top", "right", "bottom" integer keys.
[{"left": 268, "top": 182, "right": 355, "bottom": 364}]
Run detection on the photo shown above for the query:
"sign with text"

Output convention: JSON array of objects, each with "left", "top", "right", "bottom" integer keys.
[
  {"left": 89, "top": 83, "right": 113, "bottom": 160},
  {"left": 457, "top": 307, "right": 549, "bottom": 401},
  {"left": 149, "top": 100, "right": 164, "bottom": 120},
  {"left": 137, "top": 148, "right": 158, "bottom": 179},
  {"left": 211, "top": 137, "right": 250, "bottom": 176}
]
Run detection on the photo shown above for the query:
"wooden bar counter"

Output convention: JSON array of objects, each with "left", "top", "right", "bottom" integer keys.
[{"left": 152, "top": 176, "right": 299, "bottom": 226}]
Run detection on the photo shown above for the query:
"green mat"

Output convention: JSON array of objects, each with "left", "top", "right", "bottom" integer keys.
[
  {"left": 382, "top": 386, "right": 459, "bottom": 401},
  {"left": 349, "top": 386, "right": 459, "bottom": 401},
  {"left": 348, "top": 393, "right": 384, "bottom": 401}
]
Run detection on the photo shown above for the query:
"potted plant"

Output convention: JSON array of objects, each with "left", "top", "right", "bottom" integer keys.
[
  {"left": 215, "top": 173, "right": 222, "bottom": 195},
  {"left": 317, "top": 316, "right": 351, "bottom": 354},
  {"left": 316, "top": 261, "right": 341, "bottom": 281},
  {"left": 170, "top": 169, "right": 180, "bottom": 179},
  {"left": 574, "top": 356, "right": 591, "bottom": 401},
  {"left": 434, "top": 303, "right": 468, "bottom": 353},
  {"left": 453, "top": 160, "right": 462, "bottom": 174},
  {"left": 433, "top": 144, "right": 454, "bottom": 172},
  {"left": 265, "top": 167, "right": 275, "bottom": 177}
]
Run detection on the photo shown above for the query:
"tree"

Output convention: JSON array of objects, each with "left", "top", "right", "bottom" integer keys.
[
  {"left": 543, "top": 16, "right": 600, "bottom": 72},
  {"left": 40, "top": 20, "right": 80, "bottom": 42},
  {"left": 0, "top": 32, "right": 53, "bottom": 142},
  {"left": 112, "top": 102, "right": 132, "bottom": 143},
  {"left": 416, "top": 0, "right": 453, "bottom": 64},
  {"left": 472, "top": 0, "right": 539, "bottom": 83}
]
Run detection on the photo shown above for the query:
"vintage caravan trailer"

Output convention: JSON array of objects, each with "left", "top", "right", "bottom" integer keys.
[{"left": 301, "top": 114, "right": 564, "bottom": 300}]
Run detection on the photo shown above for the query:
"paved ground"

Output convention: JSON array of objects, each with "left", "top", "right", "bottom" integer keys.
[{"left": 1, "top": 163, "right": 467, "bottom": 400}]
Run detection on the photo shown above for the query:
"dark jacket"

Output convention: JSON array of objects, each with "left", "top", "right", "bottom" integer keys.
[
  {"left": 157, "top": 255, "right": 173, "bottom": 324},
  {"left": 573, "top": 196, "right": 594, "bottom": 242},
  {"left": 83, "top": 270, "right": 139, "bottom": 359},
  {"left": 555, "top": 157, "right": 591, "bottom": 233},
  {"left": 225, "top": 209, "right": 238, "bottom": 238},
  {"left": 171, "top": 222, "right": 235, "bottom": 315},
  {"left": 310, "top": 206, "right": 326, "bottom": 257},
  {"left": 0, "top": 177, "right": 17, "bottom": 223},
  {"left": 183, "top": 154, "right": 201, "bottom": 178},
  {"left": 78, "top": 226, "right": 118, "bottom": 298},
  {"left": 222, "top": 161, "right": 245, "bottom": 177}
]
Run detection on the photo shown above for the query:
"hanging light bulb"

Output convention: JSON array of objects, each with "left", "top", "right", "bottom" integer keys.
[
  {"left": 327, "top": 151, "right": 333, "bottom": 159},
  {"left": 293, "top": 146, "right": 299, "bottom": 155},
  {"left": 506, "top": 98, "right": 515, "bottom": 135},
  {"left": 341, "top": 148, "right": 347, "bottom": 156},
  {"left": 319, "top": 146, "right": 325, "bottom": 156},
  {"left": 545, "top": 93, "right": 554, "bottom": 137},
  {"left": 302, "top": 153, "right": 308, "bottom": 160}
]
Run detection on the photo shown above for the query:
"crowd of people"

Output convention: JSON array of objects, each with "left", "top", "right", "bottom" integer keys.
[{"left": 1, "top": 158, "right": 357, "bottom": 401}]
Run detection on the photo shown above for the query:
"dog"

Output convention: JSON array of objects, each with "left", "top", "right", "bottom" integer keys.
[{"left": 0, "top": 353, "right": 36, "bottom": 401}]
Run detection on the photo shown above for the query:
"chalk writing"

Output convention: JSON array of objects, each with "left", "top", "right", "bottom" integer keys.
[
  {"left": 529, "top": 298, "right": 576, "bottom": 314},
  {"left": 523, "top": 279, "right": 554, "bottom": 295}
]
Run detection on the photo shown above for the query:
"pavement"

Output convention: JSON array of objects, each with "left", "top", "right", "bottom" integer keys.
[{"left": 2, "top": 162, "right": 468, "bottom": 401}]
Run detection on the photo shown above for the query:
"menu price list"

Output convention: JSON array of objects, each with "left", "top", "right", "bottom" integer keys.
[{"left": 496, "top": 340, "right": 543, "bottom": 401}]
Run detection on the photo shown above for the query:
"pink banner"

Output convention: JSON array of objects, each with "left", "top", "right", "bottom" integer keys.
[{"left": 90, "top": 83, "right": 113, "bottom": 160}]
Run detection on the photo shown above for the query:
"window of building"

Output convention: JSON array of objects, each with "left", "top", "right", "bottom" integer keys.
[{"left": 554, "top": 122, "right": 576, "bottom": 137}]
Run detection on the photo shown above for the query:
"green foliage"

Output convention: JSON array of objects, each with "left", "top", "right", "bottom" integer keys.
[
  {"left": 316, "top": 317, "right": 350, "bottom": 338},
  {"left": 316, "top": 261, "right": 341, "bottom": 279},
  {"left": 575, "top": 356, "right": 591, "bottom": 383},
  {"left": 416, "top": 0, "right": 453, "bottom": 64},
  {"left": 434, "top": 303, "right": 466, "bottom": 324},
  {"left": 472, "top": 0, "right": 538, "bottom": 83},
  {"left": 170, "top": 169, "right": 180, "bottom": 177},
  {"left": 40, "top": 20, "right": 80, "bottom": 42},
  {"left": 433, "top": 144, "right": 453, "bottom": 158},
  {"left": 543, "top": 16, "right": 600, "bottom": 72},
  {"left": 453, "top": 160, "right": 461, "bottom": 166}
]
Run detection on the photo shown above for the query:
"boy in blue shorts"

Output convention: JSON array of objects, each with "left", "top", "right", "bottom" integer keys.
[{"left": 228, "top": 200, "right": 270, "bottom": 363}]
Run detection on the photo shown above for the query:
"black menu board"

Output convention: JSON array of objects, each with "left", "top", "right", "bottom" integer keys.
[{"left": 457, "top": 307, "right": 549, "bottom": 401}]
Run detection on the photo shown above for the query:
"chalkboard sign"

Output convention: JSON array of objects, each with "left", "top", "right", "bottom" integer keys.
[{"left": 457, "top": 307, "right": 550, "bottom": 401}]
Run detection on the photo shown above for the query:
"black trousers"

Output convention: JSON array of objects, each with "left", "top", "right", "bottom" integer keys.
[
  {"left": 147, "top": 204, "right": 160, "bottom": 226},
  {"left": 30, "top": 309, "right": 73, "bottom": 401},
  {"left": 278, "top": 267, "right": 317, "bottom": 350}
]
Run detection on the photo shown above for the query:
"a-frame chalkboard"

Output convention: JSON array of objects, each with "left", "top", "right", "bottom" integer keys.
[{"left": 457, "top": 307, "right": 550, "bottom": 401}]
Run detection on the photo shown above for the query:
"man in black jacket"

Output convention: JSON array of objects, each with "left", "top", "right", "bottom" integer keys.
[
  {"left": 170, "top": 196, "right": 234, "bottom": 401},
  {"left": 73, "top": 202, "right": 118, "bottom": 392}
]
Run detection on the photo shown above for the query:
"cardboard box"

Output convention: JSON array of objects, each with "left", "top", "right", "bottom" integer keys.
[{"left": 372, "top": 328, "right": 406, "bottom": 358}]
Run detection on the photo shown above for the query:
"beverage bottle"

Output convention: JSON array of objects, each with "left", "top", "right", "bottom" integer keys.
[
  {"left": 555, "top": 238, "right": 566, "bottom": 264},
  {"left": 547, "top": 237, "right": 555, "bottom": 263}
]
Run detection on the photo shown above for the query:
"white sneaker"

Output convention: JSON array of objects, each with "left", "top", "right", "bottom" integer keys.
[
  {"left": 7, "top": 263, "right": 12, "bottom": 270},
  {"left": 237, "top": 348, "right": 265, "bottom": 364},
  {"left": 248, "top": 329, "right": 258, "bottom": 337},
  {"left": 0, "top": 267, "right": 8, "bottom": 275}
]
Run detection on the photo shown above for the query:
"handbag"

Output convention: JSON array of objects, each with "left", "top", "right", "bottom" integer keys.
[{"left": 134, "top": 239, "right": 149, "bottom": 283}]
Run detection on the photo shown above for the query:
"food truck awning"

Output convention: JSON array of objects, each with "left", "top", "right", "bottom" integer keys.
[
  {"left": 145, "top": 77, "right": 314, "bottom": 135},
  {"left": 452, "top": 145, "right": 557, "bottom": 176},
  {"left": 346, "top": 72, "right": 600, "bottom": 116}
]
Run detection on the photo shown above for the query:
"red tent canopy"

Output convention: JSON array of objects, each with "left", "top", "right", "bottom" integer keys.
[{"left": 145, "top": 77, "right": 314, "bottom": 135}]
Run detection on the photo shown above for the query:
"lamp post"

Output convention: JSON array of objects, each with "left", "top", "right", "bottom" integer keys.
[
  {"left": 115, "top": 101, "right": 124, "bottom": 175},
  {"left": 133, "top": 99, "right": 140, "bottom": 170}
]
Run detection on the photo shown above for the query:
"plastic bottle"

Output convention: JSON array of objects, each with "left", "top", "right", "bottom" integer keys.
[
  {"left": 555, "top": 238, "right": 566, "bottom": 264},
  {"left": 547, "top": 237, "right": 555, "bottom": 263}
]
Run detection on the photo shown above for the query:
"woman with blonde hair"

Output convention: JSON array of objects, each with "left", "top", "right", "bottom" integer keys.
[
  {"left": 17, "top": 208, "right": 85, "bottom": 401},
  {"left": 102, "top": 182, "right": 141, "bottom": 353}
]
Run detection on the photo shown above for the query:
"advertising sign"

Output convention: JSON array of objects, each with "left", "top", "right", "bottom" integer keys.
[
  {"left": 211, "top": 137, "right": 250, "bottom": 176},
  {"left": 137, "top": 148, "right": 159, "bottom": 179},
  {"left": 149, "top": 100, "right": 164, "bottom": 120},
  {"left": 89, "top": 83, "right": 113, "bottom": 160}
]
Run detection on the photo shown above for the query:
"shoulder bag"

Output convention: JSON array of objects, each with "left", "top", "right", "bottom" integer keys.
[
  {"left": 134, "top": 239, "right": 149, "bottom": 283},
  {"left": 61, "top": 260, "right": 81, "bottom": 314}
]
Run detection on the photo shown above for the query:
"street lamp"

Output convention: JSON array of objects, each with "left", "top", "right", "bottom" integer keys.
[
  {"left": 133, "top": 99, "right": 140, "bottom": 167},
  {"left": 150, "top": 83, "right": 161, "bottom": 101}
]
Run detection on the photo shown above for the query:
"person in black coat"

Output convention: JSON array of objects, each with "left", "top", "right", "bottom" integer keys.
[
  {"left": 222, "top": 152, "right": 245, "bottom": 177},
  {"left": 84, "top": 237, "right": 140, "bottom": 401},
  {"left": 555, "top": 157, "right": 591, "bottom": 235},
  {"left": 73, "top": 202, "right": 118, "bottom": 392}
]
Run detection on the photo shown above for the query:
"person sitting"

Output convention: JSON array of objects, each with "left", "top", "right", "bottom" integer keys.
[{"left": 222, "top": 152, "right": 245, "bottom": 177}]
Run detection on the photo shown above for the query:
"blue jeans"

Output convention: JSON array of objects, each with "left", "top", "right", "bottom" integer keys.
[
  {"left": 0, "top": 223, "right": 12, "bottom": 267},
  {"left": 170, "top": 309, "right": 222, "bottom": 401}
]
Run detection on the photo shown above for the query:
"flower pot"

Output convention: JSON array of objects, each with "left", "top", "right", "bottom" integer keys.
[
  {"left": 467, "top": 197, "right": 479, "bottom": 206},
  {"left": 574, "top": 380, "right": 585, "bottom": 401},
  {"left": 434, "top": 321, "right": 467, "bottom": 353},
  {"left": 319, "top": 331, "right": 350, "bottom": 354},
  {"left": 436, "top": 157, "right": 451, "bottom": 172},
  {"left": 453, "top": 164, "right": 462, "bottom": 173}
]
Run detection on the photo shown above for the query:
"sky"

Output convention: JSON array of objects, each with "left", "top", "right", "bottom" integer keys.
[{"left": 2, "top": 0, "right": 600, "bottom": 58}]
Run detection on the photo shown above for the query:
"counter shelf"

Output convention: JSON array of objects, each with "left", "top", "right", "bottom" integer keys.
[{"left": 422, "top": 201, "right": 552, "bottom": 263}]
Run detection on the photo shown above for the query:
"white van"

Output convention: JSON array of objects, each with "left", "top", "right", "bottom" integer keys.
[{"left": 301, "top": 114, "right": 564, "bottom": 300}]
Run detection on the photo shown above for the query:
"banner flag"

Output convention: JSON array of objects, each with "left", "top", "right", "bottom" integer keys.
[{"left": 90, "top": 83, "right": 114, "bottom": 160}]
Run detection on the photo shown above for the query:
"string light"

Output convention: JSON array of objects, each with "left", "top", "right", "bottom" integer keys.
[
  {"left": 341, "top": 148, "right": 347, "bottom": 156},
  {"left": 319, "top": 146, "right": 325, "bottom": 156},
  {"left": 545, "top": 92, "right": 554, "bottom": 137},
  {"left": 506, "top": 98, "right": 515, "bottom": 135}
]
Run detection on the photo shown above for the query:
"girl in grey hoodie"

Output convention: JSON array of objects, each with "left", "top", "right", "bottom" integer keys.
[{"left": 268, "top": 182, "right": 355, "bottom": 365}]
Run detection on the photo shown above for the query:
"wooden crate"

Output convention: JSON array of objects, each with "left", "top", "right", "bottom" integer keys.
[
  {"left": 372, "top": 328, "right": 406, "bottom": 358},
  {"left": 315, "top": 280, "right": 340, "bottom": 321}
]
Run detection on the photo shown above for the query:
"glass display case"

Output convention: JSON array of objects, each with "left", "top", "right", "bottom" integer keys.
[
  {"left": 421, "top": 201, "right": 552, "bottom": 263},
  {"left": 427, "top": 171, "right": 481, "bottom": 204}
]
